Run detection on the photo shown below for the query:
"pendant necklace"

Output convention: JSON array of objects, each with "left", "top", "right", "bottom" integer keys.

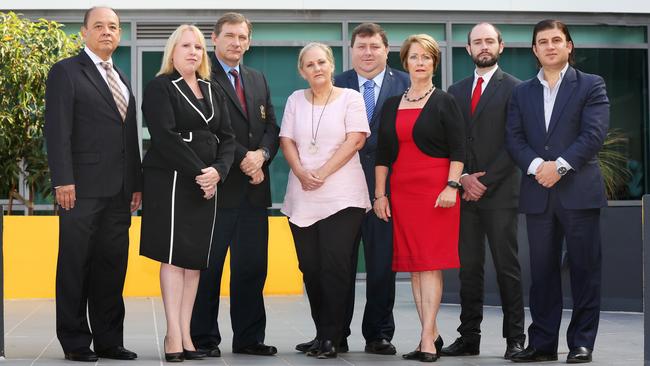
[
  {"left": 403, "top": 85, "right": 435, "bottom": 102},
  {"left": 309, "top": 87, "right": 334, "bottom": 154}
]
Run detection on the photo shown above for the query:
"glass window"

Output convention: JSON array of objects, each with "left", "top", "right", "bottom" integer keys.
[
  {"left": 452, "top": 24, "right": 533, "bottom": 44},
  {"left": 350, "top": 23, "right": 445, "bottom": 45},
  {"left": 252, "top": 23, "right": 341, "bottom": 42}
]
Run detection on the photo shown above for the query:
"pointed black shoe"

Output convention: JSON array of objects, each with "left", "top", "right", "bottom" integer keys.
[
  {"left": 419, "top": 351, "right": 439, "bottom": 362},
  {"left": 440, "top": 337, "right": 479, "bottom": 356},
  {"left": 567, "top": 347, "right": 592, "bottom": 363},
  {"left": 510, "top": 346, "right": 557, "bottom": 363},
  {"left": 404, "top": 336, "right": 442, "bottom": 360}
]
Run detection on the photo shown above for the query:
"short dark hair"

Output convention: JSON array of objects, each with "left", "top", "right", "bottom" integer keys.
[
  {"left": 467, "top": 22, "right": 502, "bottom": 45},
  {"left": 350, "top": 23, "right": 389, "bottom": 48},
  {"left": 213, "top": 12, "right": 253, "bottom": 37},
  {"left": 532, "top": 19, "right": 575, "bottom": 66},
  {"left": 83, "top": 6, "right": 120, "bottom": 27}
]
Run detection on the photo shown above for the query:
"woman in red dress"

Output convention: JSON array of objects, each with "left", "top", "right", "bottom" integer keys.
[{"left": 374, "top": 34, "right": 465, "bottom": 362}]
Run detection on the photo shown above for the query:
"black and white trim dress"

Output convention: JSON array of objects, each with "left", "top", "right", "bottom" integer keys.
[{"left": 140, "top": 71, "right": 235, "bottom": 270}]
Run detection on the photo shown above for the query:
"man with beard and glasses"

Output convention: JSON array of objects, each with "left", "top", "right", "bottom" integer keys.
[{"left": 443, "top": 22, "right": 525, "bottom": 360}]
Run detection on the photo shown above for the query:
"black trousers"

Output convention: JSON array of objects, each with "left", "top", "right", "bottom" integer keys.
[
  {"left": 343, "top": 210, "right": 396, "bottom": 341},
  {"left": 191, "top": 207, "right": 269, "bottom": 351},
  {"left": 457, "top": 203, "right": 525, "bottom": 343},
  {"left": 290, "top": 207, "right": 365, "bottom": 344},
  {"left": 56, "top": 194, "right": 131, "bottom": 352},
  {"left": 526, "top": 189, "right": 601, "bottom": 352}
]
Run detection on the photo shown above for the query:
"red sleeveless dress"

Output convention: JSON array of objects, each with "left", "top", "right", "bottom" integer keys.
[{"left": 390, "top": 108, "right": 460, "bottom": 272}]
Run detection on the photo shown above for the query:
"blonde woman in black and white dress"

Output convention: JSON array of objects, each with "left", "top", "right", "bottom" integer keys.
[{"left": 140, "top": 24, "right": 235, "bottom": 362}]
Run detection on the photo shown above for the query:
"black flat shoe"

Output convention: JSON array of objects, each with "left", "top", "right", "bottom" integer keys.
[
  {"left": 64, "top": 348, "right": 98, "bottom": 362},
  {"left": 164, "top": 338, "right": 184, "bottom": 362},
  {"left": 419, "top": 351, "right": 439, "bottom": 362},
  {"left": 316, "top": 340, "right": 337, "bottom": 359},
  {"left": 567, "top": 347, "right": 592, "bottom": 363},
  {"left": 183, "top": 349, "right": 207, "bottom": 360},
  {"left": 403, "top": 350, "right": 423, "bottom": 360},
  {"left": 434, "top": 335, "right": 443, "bottom": 354}
]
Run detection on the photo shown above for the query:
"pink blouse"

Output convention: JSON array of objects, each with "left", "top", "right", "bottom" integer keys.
[{"left": 280, "top": 88, "right": 371, "bottom": 227}]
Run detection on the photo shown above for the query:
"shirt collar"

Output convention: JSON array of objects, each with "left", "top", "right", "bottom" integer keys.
[
  {"left": 474, "top": 64, "right": 498, "bottom": 85},
  {"left": 536, "top": 62, "right": 569, "bottom": 86},
  {"left": 217, "top": 57, "right": 240, "bottom": 75},
  {"left": 84, "top": 46, "right": 113, "bottom": 66},
  {"left": 357, "top": 68, "right": 386, "bottom": 90}
]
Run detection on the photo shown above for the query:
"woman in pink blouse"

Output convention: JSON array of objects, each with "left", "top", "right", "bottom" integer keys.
[{"left": 280, "top": 42, "right": 371, "bottom": 359}]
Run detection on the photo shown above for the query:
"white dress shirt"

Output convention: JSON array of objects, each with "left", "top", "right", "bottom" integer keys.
[
  {"left": 357, "top": 68, "right": 386, "bottom": 105},
  {"left": 84, "top": 46, "right": 129, "bottom": 103},
  {"left": 527, "top": 62, "right": 573, "bottom": 176},
  {"left": 472, "top": 64, "right": 499, "bottom": 95}
]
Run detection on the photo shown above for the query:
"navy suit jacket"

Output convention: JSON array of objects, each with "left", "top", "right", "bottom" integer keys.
[
  {"left": 334, "top": 67, "right": 409, "bottom": 197},
  {"left": 505, "top": 66, "right": 609, "bottom": 214}
]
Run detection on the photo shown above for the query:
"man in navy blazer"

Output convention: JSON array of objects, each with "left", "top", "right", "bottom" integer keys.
[
  {"left": 329, "top": 23, "right": 409, "bottom": 355},
  {"left": 506, "top": 20, "right": 609, "bottom": 363}
]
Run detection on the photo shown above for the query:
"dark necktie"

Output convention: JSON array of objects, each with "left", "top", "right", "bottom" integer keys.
[
  {"left": 363, "top": 79, "right": 375, "bottom": 123},
  {"left": 229, "top": 69, "right": 247, "bottom": 116},
  {"left": 100, "top": 62, "right": 128, "bottom": 121},
  {"left": 470, "top": 76, "right": 484, "bottom": 115}
]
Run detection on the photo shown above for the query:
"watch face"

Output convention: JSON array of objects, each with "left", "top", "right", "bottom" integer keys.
[{"left": 557, "top": 166, "right": 568, "bottom": 176}]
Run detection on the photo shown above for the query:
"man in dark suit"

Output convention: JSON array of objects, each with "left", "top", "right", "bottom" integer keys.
[
  {"left": 443, "top": 23, "right": 525, "bottom": 360},
  {"left": 191, "top": 12, "right": 280, "bottom": 357},
  {"left": 310, "top": 22, "right": 408, "bottom": 355},
  {"left": 506, "top": 20, "right": 609, "bottom": 363},
  {"left": 44, "top": 7, "right": 142, "bottom": 362}
]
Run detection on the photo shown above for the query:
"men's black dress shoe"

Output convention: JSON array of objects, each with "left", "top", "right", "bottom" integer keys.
[
  {"left": 296, "top": 338, "right": 317, "bottom": 353},
  {"left": 365, "top": 338, "right": 396, "bottom": 355},
  {"left": 505, "top": 338, "right": 526, "bottom": 359},
  {"left": 183, "top": 349, "right": 207, "bottom": 360},
  {"left": 419, "top": 351, "right": 439, "bottom": 362},
  {"left": 316, "top": 340, "right": 337, "bottom": 359},
  {"left": 197, "top": 344, "right": 221, "bottom": 357},
  {"left": 567, "top": 347, "right": 592, "bottom": 363},
  {"left": 96, "top": 346, "right": 138, "bottom": 360},
  {"left": 234, "top": 343, "right": 278, "bottom": 356},
  {"left": 64, "top": 348, "right": 99, "bottom": 362},
  {"left": 297, "top": 338, "right": 348, "bottom": 353},
  {"left": 440, "top": 337, "right": 479, "bottom": 356},
  {"left": 510, "top": 346, "right": 558, "bottom": 363}
]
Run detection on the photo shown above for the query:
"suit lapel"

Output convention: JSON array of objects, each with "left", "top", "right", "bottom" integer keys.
[
  {"left": 78, "top": 51, "right": 122, "bottom": 121},
  {"left": 471, "top": 68, "right": 503, "bottom": 122},
  {"left": 546, "top": 66, "right": 577, "bottom": 138},
  {"left": 372, "top": 68, "right": 396, "bottom": 126},
  {"left": 456, "top": 77, "right": 473, "bottom": 129},
  {"left": 212, "top": 62, "right": 247, "bottom": 119},
  {"left": 170, "top": 73, "right": 214, "bottom": 124}
]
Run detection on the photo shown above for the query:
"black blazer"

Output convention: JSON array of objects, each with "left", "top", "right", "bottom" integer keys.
[
  {"left": 141, "top": 72, "right": 235, "bottom": 181},
  {"left": 45, "top": 50, "right": 142, "bottom": 198},
  {"left": 211, "top": 62, "right": 280, "bottom": 208},
  {"left": 376, "top": 89, "right": 465, "bottom": 168},
  {"left": 334, "top": 67, "right": 410, "bottom": 196},
  {"left": 447, "top": 68, "right": 521, "bottom": 209}
]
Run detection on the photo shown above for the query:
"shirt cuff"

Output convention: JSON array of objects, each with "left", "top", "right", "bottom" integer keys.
[
  {"left": 556, "top": 157, "right": 573, "bottom": 171},
  {"left": 527, "top": 158, "right": 544, "bottom": 176}
]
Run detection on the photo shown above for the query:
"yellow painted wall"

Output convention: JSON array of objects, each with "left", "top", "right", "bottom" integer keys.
[{"left": 2, "top": 216, "right": 302, "bottom": 299}]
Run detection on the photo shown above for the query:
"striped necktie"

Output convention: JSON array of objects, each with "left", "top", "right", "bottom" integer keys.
[
  {"left": 363, "top": 79, "right": 375, "bottom": 123},
  {"left": 100, "top": 62, "right": 128, "bottom": 121}
]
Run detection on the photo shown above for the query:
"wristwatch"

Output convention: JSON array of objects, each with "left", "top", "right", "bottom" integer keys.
[
  {"left": 447, "top": 180, "right": 462, "bottom": 189},
  {"left": 260, "top": 147, "right": 270, "bottom": 161},
  {"left": 557, "top": 166, "right": 568, "bottom": 176}
]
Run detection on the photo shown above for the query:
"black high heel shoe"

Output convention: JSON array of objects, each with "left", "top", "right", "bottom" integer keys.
[
  {"left": 434, "top": 335, "right": 443, "bottom": 354},
  {"left": 183, "top": 349, "right": 207, "bottom": 360},
  {"left": 164, "top": 338, "right": 185, "bottom": 362}
]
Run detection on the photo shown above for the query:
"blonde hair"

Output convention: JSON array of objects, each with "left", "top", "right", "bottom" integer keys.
[
  {"left": 297, "top": 42, "right": 335, "bottom": 74},
  {"left": 158, "top": 24, "right": 211, "bottom": 79},
  {"left": 399, "top": 34, "right": 440, "bottom": 75}
]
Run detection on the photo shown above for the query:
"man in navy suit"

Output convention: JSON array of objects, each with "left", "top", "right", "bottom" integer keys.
[
  {"left": 301, "top": 22, "right": 408, "bottom": 355},
  {"left": 506, "top": 19, "right": 609, "bottom": 364}
]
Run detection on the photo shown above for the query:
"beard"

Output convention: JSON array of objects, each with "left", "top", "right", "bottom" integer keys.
[{"left": 473, "top": 52, "right": 498, "bottom": 68}]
